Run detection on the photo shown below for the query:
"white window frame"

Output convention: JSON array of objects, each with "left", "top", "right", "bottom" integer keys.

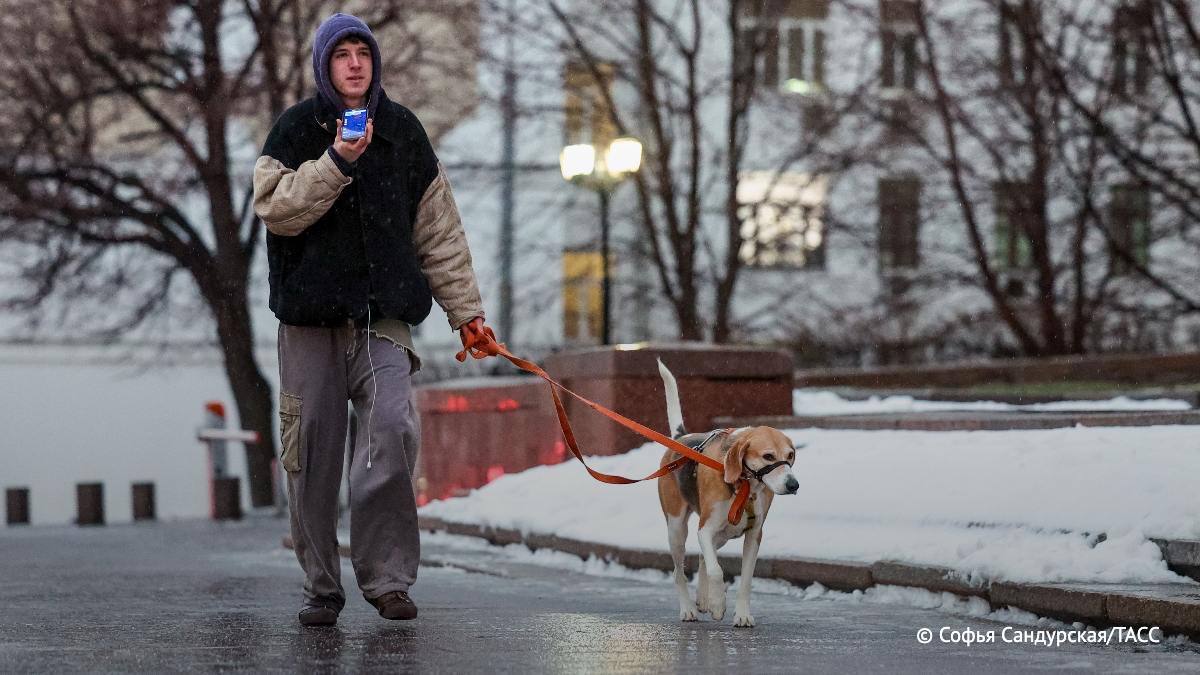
[
  {"left": 740, "top": 15, "right": 827, "bottom": 95},
  {"left": 781, "top": 18, "right": 826, "bottom": 94},
  {"left": 879, "top": 5, "right": 918, "bottom": 96},
  {"left": 737, "top": 171, "right": 828, "bottom": 269}
]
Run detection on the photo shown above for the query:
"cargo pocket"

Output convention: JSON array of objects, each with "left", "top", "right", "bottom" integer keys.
[{"left": 279, "top": 392, "right": 303, "bottom": 472}]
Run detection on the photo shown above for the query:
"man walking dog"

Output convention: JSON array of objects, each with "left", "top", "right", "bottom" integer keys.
[{"left": 253, "top": 12, "right": 492, "bottom": 626}]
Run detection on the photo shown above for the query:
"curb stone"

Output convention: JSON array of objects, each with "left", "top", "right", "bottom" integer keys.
[
  {"left": 770, "top": 557, "right": 874, "bottom": 592},
  {"left": 1105, "top": 591, "right": 1200, "bottom": 639},
  {"left": 405, "top": 517, "right": 1200, "bottom": 641},
  {"left": 871, "top": 561, "right": 988, "bottom": 598},
  {"left": 989, "top": 582, "right": 1108, "bottom": 625},
  {"left": 1152, "top": 538, "right": 1200, "bottom": 582}
]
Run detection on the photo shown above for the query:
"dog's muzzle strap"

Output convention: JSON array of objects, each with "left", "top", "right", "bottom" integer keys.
[{"left": 747, "top": 460, "right": 792, "bottom": 481}]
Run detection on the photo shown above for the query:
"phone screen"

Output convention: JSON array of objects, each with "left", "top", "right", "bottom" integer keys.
[{"left": 342, "top": 108, "right": 368, "bottom": 141}]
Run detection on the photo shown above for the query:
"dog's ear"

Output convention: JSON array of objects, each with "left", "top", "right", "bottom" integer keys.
[{"left": 724, "top": 434, "right": 750, "bottom": 484}]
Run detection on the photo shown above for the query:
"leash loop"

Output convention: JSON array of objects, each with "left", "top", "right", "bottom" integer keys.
[{"left": 454, "top": 333, "right": 752, "bottom": 524}]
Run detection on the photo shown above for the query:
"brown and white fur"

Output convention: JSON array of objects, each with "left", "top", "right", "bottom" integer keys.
[{"left": 656, "top": 359, "right": 799, "bottom": 627}]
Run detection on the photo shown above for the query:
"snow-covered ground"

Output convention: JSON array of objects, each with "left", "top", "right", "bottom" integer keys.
[
  {"left": 793, "top": 390, "right": 1192, "bottom": 416},
  {"left": 421, "top": 425, "right": 1200, "bottom": 585}
]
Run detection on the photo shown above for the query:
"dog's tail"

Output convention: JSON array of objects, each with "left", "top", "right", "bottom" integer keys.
[{"left": 657, "top": 358, "right": 686, "bottom": 437}]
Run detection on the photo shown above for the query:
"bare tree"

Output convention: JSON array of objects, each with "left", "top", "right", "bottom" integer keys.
[
  {"left": 0, "top": 0, "right": 478, "bottom": 506},
  {"left": 755, "top": 0, "right": 1200, "bottom": 363},
  {"left": 882, "top": 0, "right": 1180, "bottom": 356},
  {"left": 1037, "top": 0, "right": 1200, "bottom": 312},
  {"left": 524, "top": 0, "right": 782, "bottom": 341}
]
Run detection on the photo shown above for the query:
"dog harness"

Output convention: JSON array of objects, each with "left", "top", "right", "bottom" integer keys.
[{"left": 672, "top": 429, "right": 731, "bottom": 514}]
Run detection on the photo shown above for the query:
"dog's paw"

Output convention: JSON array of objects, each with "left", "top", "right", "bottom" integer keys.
[
  {"left": 679, "top": 606, "right": 699, "bottom": 622},
  {"left": 705, "top": 586, "right": 726, "bottom": 619},
  {"left": 733, "top": 613, "right": 755, "bottom": 628}
]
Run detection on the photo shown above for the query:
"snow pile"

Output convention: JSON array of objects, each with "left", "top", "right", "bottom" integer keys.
[
  {"left": 421, "top": 425, "right": 1200, "bottom": 584},
  {"left": 793, "top": 391, "right": 1191, "bottom": 416}
]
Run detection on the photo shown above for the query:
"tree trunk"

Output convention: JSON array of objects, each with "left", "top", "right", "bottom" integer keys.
[
  {"left": 211, "top": 284, "right": 276, "bottom": 508},
  {"left": 713, "top": 0, "right": 752, "bottom": 345}
]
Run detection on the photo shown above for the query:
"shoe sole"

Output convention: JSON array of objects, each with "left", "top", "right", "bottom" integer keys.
[
  {"left": 299, "top": 608, "right": 339, "bottom": 626},
  {"left": 379, "top": 607, "right": 418, "bottom": 620}
]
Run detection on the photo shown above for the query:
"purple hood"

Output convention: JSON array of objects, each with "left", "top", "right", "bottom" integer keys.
[{"left": 312, "top": 13, "right": 383, "bottom": 117}]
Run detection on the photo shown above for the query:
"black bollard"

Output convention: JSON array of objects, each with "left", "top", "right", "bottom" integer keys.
[
  {"left": 6, "top": 487, "right": 30, "bottom": 525},
  {"left": 212, "top": 477, "right": 242, "bottom": 520},
  {"left": 76, "top": 482, "right": 105, "bottom": 526},
  {"left": 131, "top": 482, "right": 156, "bottom": 521}
]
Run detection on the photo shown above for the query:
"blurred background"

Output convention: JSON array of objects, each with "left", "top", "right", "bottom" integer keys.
[{"left": 1, "top": 0, "right": 1198, "bottom": 524}]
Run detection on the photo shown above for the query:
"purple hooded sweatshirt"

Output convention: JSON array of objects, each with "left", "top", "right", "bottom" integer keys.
[{"left": 312, "top": 13, "right": 383, "bottom": 118}]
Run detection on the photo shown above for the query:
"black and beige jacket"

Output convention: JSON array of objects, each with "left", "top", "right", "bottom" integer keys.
[{"left": 253, "top": 91, "right": 484, "bottom": 331}]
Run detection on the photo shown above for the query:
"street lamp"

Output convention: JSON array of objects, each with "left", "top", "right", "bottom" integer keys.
[{"left": 559, "top": 136, "right": 643, "bottom": 345}]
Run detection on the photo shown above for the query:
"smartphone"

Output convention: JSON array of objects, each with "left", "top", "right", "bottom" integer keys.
[{"left": 341, "top": 108, "right": 368, "bottom": 141}]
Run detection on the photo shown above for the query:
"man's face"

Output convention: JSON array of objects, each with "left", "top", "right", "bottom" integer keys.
[{"left": 330, "top": 38, "right": 372, "bottom": 105}]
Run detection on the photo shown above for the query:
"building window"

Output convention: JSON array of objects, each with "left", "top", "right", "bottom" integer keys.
[
  {"left": 994, "top": 181, "right": 1034, "bottom": 269},
  {"left": 562, "top": 250, "right": 604, "bottom": 343},
  {"left": 880, "top": 0, "right": 918, "bottom": 91},
  {"left": 878, "top": 178, "right": 921, "bottom": 269},
  {"left": 737, "top": 171, "right": 827, "bottom": 269},
  {"left": 1109, "top": 184, "right": 1150, "bottom": 274},
  {"left": 1112, "top": 2, "right": 1152, "bottom": 97},
  {"left": 738, "top": 0, "right": 829, "bottom": 94},
  {"left": 564, "top": 61, "right": 617, "bottom": 147}
]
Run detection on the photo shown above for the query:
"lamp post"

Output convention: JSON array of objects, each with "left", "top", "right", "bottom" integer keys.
[{"left": 559, "top": 137, "right": 642, "bottom": 345}]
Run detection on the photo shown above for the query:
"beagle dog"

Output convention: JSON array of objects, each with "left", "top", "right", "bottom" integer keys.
[{"left": 656, "top": 359, "right": 799, "bottom": 627}]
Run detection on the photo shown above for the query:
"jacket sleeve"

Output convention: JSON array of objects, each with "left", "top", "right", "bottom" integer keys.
[
  {"left": 412, "top": 161, "right": 486, "bottom": 330},
  {"left": 253, "top": 151, "right": 352, "bottom": 236}
]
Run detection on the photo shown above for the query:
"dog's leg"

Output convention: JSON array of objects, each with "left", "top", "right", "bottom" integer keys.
[
  {"left": 697, "top": 523, "right": 727, "bottom": 620},
  {"left": 695, "top": 555, "right": 709, "bottom": 614},
  {"left": 733, "top": 525, "right": 763, "bottom": 627},
  {"left": 667, "top": 513, "right": 698, "bottom": 621}
]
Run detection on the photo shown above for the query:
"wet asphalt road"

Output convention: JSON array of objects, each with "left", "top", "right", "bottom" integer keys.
[{"left": 1, "top": 518, "right": 1197, "bottom": 673}]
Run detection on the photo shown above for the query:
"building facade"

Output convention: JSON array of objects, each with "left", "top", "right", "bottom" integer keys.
[{"left": 432, "top": 0, "right": 1200, "bottom": 368}]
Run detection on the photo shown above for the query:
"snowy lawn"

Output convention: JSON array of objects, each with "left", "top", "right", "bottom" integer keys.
[
  {"left": 793, "top": 390, "right": 1192, "bottom": 416},
  {"left": 421, "top": 425, "right": 1200, "bottom": 585}
]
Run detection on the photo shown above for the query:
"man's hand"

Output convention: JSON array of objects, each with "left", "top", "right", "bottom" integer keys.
[
  {"left": 457, "top": 317, "right": 500, "bottom": 361},
  {"left": 458, "top": 317, "right": 488, "bottom": 347},
  {"left": 332, "top": 117, "right": 373, "bottom": 164}
]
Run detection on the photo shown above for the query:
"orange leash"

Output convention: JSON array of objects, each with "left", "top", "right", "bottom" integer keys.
[{"left": 456, "top": 327, "right": 751, "bottom": 525}]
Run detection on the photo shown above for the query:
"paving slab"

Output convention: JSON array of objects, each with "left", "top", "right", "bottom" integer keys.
[{"left": 8, "top": 518, "right": 1200, "bottom": 672}]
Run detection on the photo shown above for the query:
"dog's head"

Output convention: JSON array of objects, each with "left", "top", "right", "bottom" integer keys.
[{"left": 723, "top": 427, "right": 800, "bottom": 495}]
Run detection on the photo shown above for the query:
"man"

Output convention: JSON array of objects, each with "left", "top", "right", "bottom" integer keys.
[{"left": 253, "top": 12, "right": 491, "bottom": 627}]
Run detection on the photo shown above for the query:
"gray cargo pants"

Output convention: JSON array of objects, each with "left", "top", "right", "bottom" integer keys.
[{"left": 277, "top": 323, "right": 421, "bottom": 610}]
